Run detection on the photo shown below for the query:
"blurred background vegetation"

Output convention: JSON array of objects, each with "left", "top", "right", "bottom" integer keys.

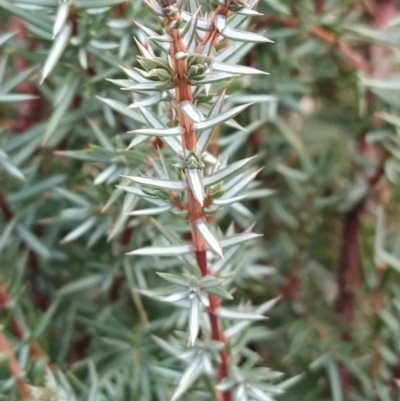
[{"left": 1, "top": 0, "right": 400, "bottom": 400}]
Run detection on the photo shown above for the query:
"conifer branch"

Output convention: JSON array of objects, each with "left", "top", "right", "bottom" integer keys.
[{"left": 162, "top": 3, "right": 231, "bottom": 399}]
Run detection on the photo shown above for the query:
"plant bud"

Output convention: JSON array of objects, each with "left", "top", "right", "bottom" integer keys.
[
  {"left": 210, "top": 182, "right": 224, "bottom": 198},
  {"left": 176, "top": 168, "right": 185, "bottom": 180},
  {"left": 187, "top": 55, "right": 202, "bottom": 68},
  {"left": 191, "top": 74, "right": 207, "bottom": 82},
  {"left": 147, "top": 68, "right": 171, "bottom": 82},
  {"left": 198, "top": 64, "right": 209, "bottom": 74},
  {"left": 188, "top": 55, "right": 213, "bottom": 68},
  {"left": 204, "top": 56, "right": 214, "bottom": 68},
  {"left": 210, "top": 188, "right": 225, "bottom": 199},
  {"left": 184, "top": 150, "right": 205, "bottom": 170},
  {"left": 137, "top": 56, "right": 171, "bottom": 72},
  {"left": 188, "top": 65, "right": 200, "bottom": 77}
]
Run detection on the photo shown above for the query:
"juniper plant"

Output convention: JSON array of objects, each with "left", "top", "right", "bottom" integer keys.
[
  {"left": 2, "top": 0, "right": 400, "bottom": 399},
  {"left": 0, "top": 0, "right": 285, "bottom": 399},
  {"left": 115, "top": 0, "right": 282, "bottom": 399}
]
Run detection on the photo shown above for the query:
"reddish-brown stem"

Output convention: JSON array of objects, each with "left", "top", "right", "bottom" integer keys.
[
  {"left": 195, "top": 6, "right": 230, "bottom": 53},
  {"left": 8, "top": 18, "right": 44, "bottom": 133},
  {"left": 335, "top": 0, "right": 395, "bottom": 395},
  {"left": 255, "top": 17, "right": 369, "bottom": 73},
  {"left": 335, "top": 0, "right": 394, "bottom": 318},
  {"left": 336, "top": 209, "right": 362, "bottom": 325},
  {"left": 117, "top": 2, "right": 127, "bottom": 17},
  {"left": 314, "top": 0, "right": 324, "bottom": 13},
  {"left": 0, "top": 281, "right": 48, "bottom": 360},
  {"left": 195, "top": 251, "right": 230, "bottom": 397},
  {"left": 0, "top": 192, "right": 14, "bottom": 222},
  {"left": 0, "top": 331, "right": 31, "bottom": 399},
  {"left": 195, "top": 6, "right": 229, "bottom": 161},
  {"left": 164, "top": 10, "right": 232, "bottom": 401}
]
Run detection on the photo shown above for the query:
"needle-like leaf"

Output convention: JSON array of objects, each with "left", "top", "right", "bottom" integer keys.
[
  {"left": 126, "top": 243, "right": 192, "bottom": 256},
  {"left": 128, "top": 126, "right": 184, "bottom": 137},
  {"left": 122, "top": 175, "right": 186, "bottom": 191},
  {"left": 53, "top": 1, "right": 70, "bottom": 38},
  {"left": 193, "top": 103, "right": 252, "bottom": 131},
  {"left": 171, "top": 356, "right": 204, "bottom": 401},
  {"left": 221, "top": 26, "right": 274, "bottom": 44},
  {"left": 41, "top": 23, "right": 72, "bottom": 83},
  {"left": 203, "top": 156, "right": 256, "bottom": 187},
  {"left": 196, "top": 220, "right": 223, "bottom": 258},
  {"left": 186, "top": 169, "right": 204, "bottom": 206}
]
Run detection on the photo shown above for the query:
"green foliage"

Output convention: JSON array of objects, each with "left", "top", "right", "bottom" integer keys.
[{"left": 1, "top": 0, "right": 400, "bottom": 400}]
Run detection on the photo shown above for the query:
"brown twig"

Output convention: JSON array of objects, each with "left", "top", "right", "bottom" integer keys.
[
  {"left": 335, "top": 147, "right": 389, "bottom": 394},
  {"left": 0, "top": 331, "right": 31, "bottom": 399},
  {"left": 335, "top": 151, "right": 385, "bottom": 391},
  {"left": 8, "top": 18, "right": 44, "bottom": 133},
  {"left": 0, "top": 282, "right": 48, "bottom": 360},
  {"left": 195, "top": 5, "right": 230, "bottom": 160},
  {"left": 336, "top": 208, "right": 362, "bottom": 326},
  {"left": 162, "top": 3, "right": 231, "bottom": 400},
  {"left": 195, "top": 6, "right": 230, "bottom": 53},
  {"left": 0, "top": 192, "right": 14, "bottom": 222},
  {"left": 255, "top": 17, "right": 369, "bottom": 73},
  {"left": 314, "top": 0, "right": 324, "bottom": 13},
  {"left": 335, "top": 0, "right": 394, "bottom": 306}
]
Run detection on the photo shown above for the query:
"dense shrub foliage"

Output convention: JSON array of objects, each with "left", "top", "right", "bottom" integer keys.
[{"left": 0, "top": 0, "right": 400, "bottom": 400}]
